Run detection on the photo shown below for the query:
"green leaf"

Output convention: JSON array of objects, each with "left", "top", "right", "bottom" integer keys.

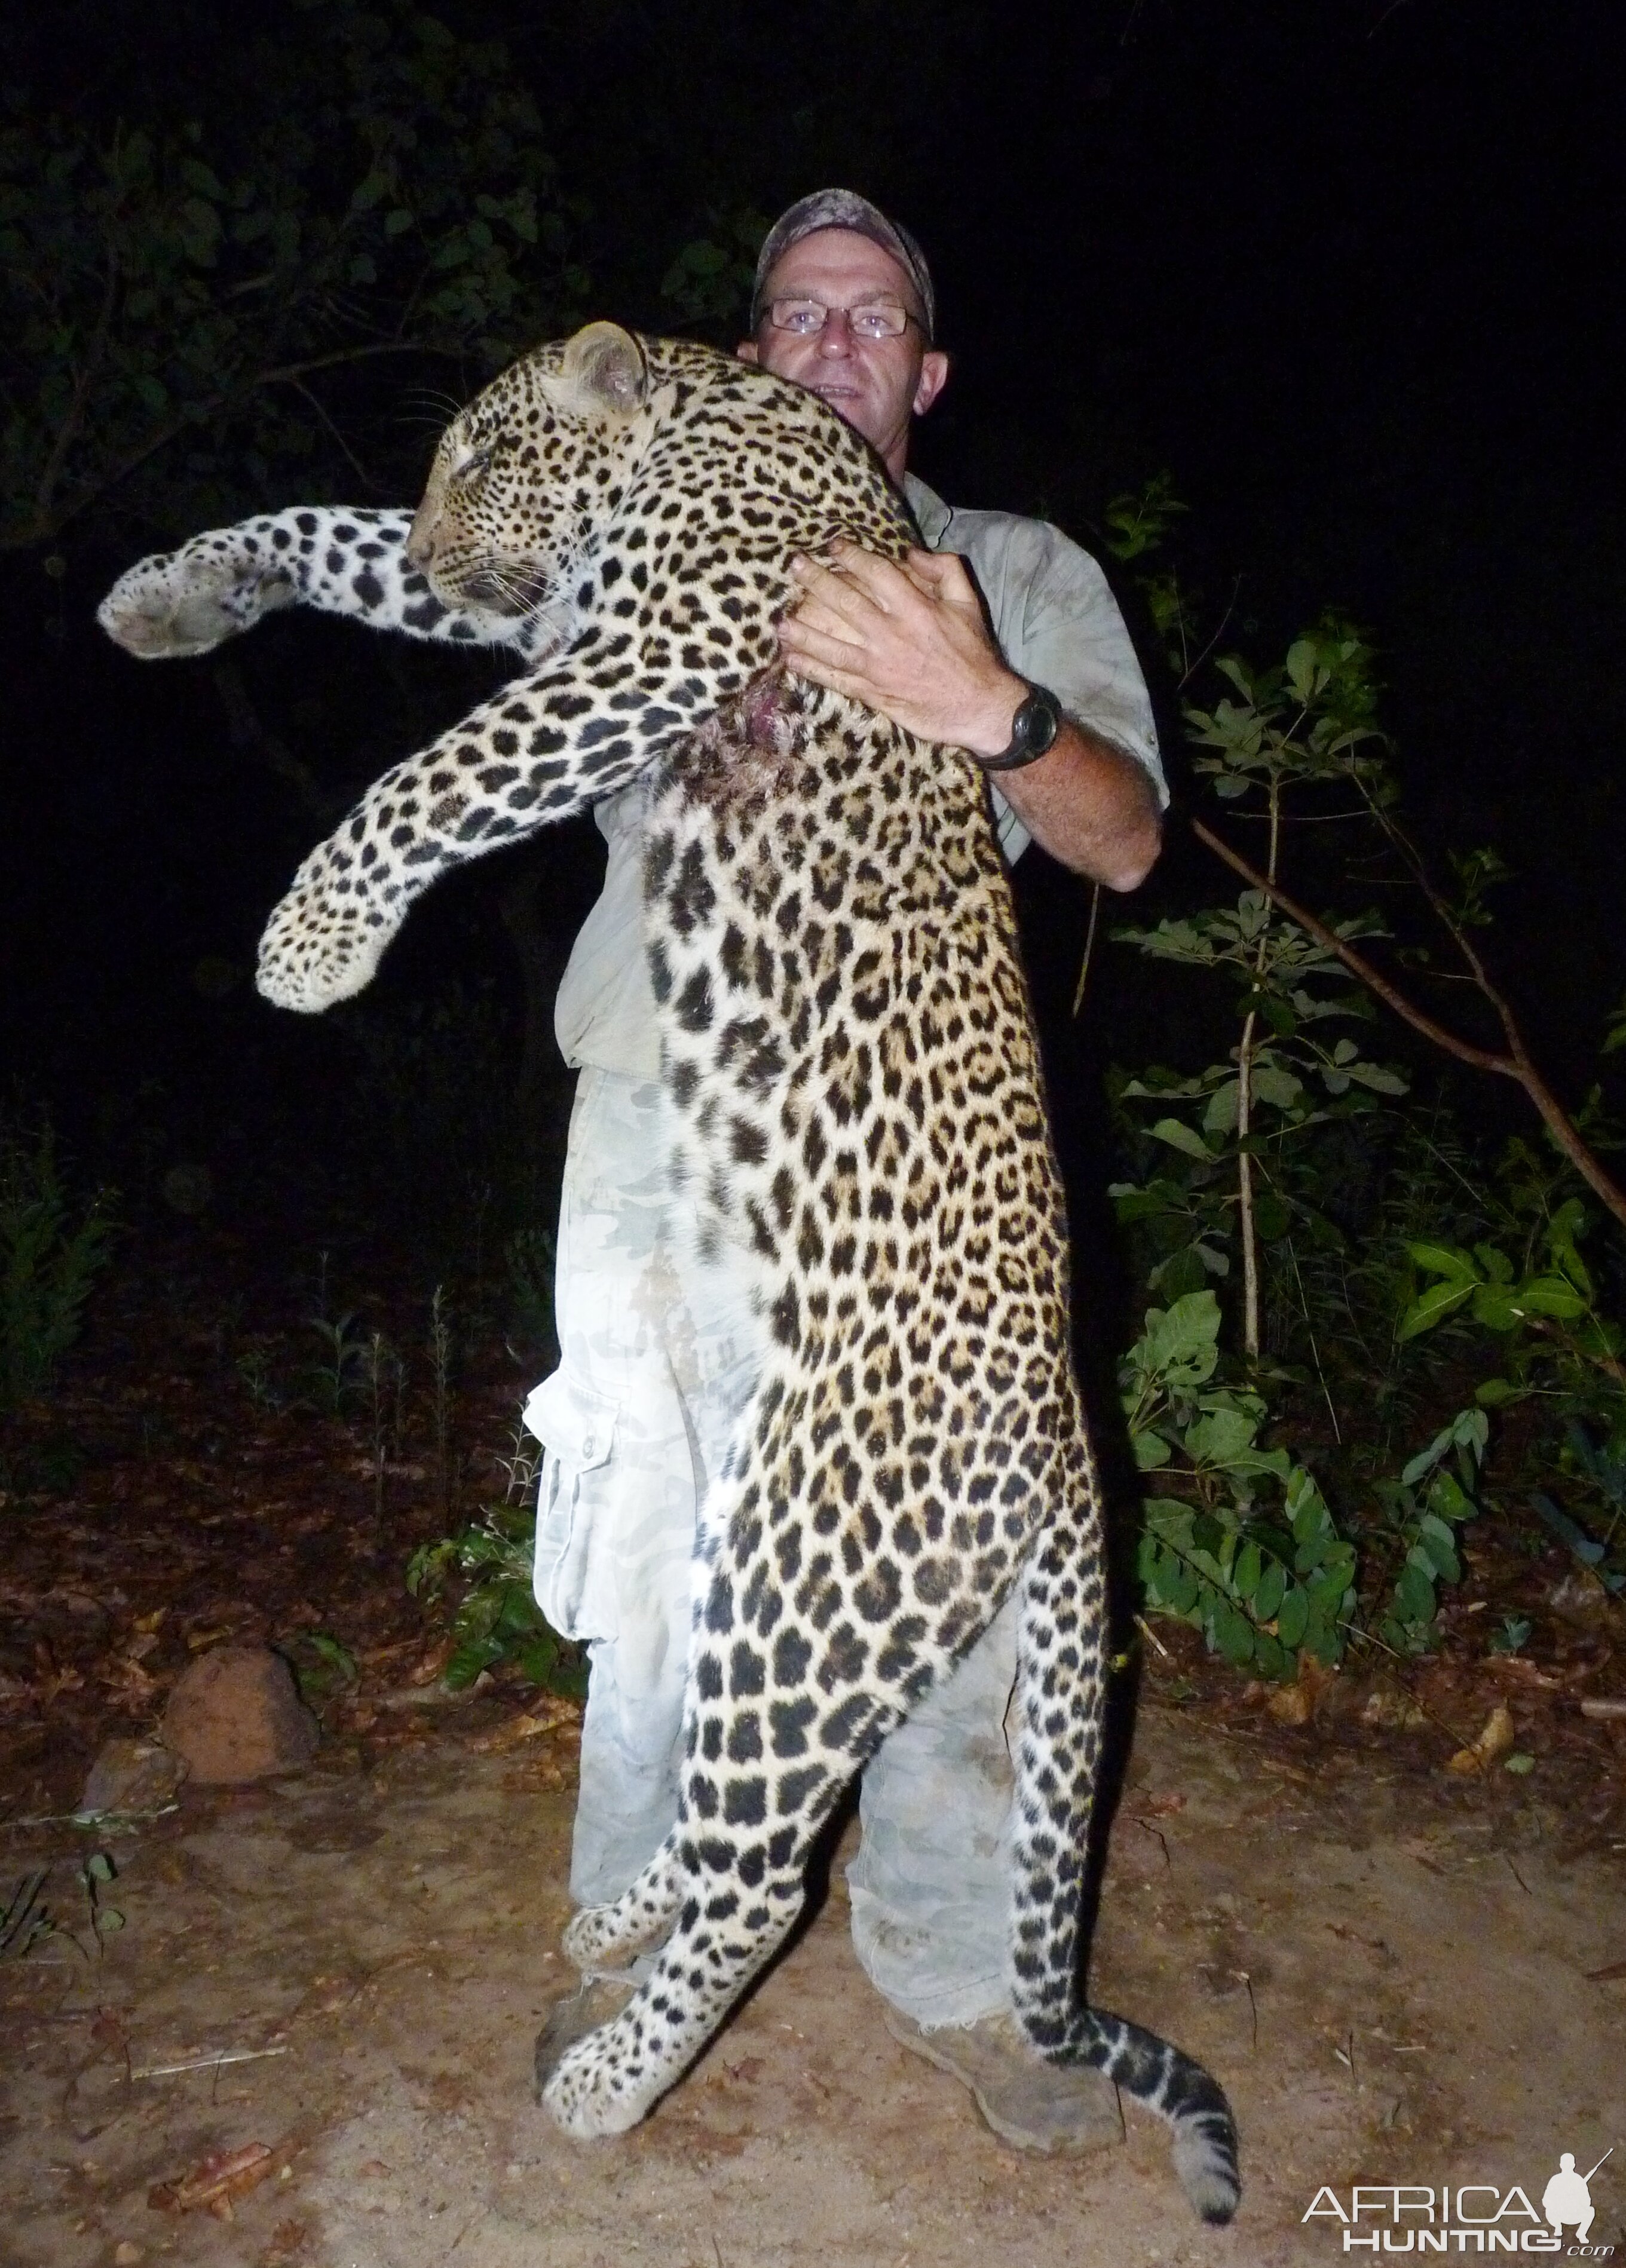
[
  {"left": 1424, "top": 1469, "right": 1475, "bottom": 1523},
  {"left": 1149, "top": 1117, "right": 1217, "bottom": 1161},
  {"left": 305, "top": 1632, "right": 359, "bottom": 1684},
  {"left": 1415, "top": 1514, "right": 1461, "bottom": 1582},
  {"left": 1393, "top": 1562, "right": 1437, "bottom": 1625},
  {"left": 1449, "top": 1407, "right": 1490, "bottom": 1459},
  {"left": 1133, "top": 1292, "right": 1223, "bottom": 1386},
  {"left": 1253, "top": 1191, "right": 1292, "bottom": 1242},
  {"left": 1261, "top": 992, "right": 1298, "bottom": 1037},
  {"left": 1212, "top": 1601, "right": 1256, "bottom": 1665},
  {"left": 1400, "top": 1426, "right": 1452, "bottom": 1485},
  {"left": 1405, "top": 1241, "right": 1478, "bottom": 1284},
  {"left": 1183, "top": 1406, "right": 1263, "bottom": 1468},
  {"left": 1253, "top": 1559, "right": 1287, "bottom": 1623},
  {"left": 1275, "top": 1584, "right": 1309, "bottom": 1649},
  {"left": 1132, "top": 1429, "right": 1174, "bottom": 1470},
  {"left": 1150, "top": 1246, "right": 1218, "bottom": 1300},
  {"left": 1202, "top": 1080, "right": 1239, "bottom": 1136},
  {"left": 1251, "top": 1065, "right": 1305, "bottom": 1111},
  {"left": 1397, "top": 1280, "right": 1475, "bottom": 1341},
  {"left": 1253, "top": 1631, "right": 1290, "bottom": 1679},
  {"left": 1192, "top": 1512, "right": 1225, "bottom": 1562},
  {"left": 443, "top": 1635, "right": 504, "bottom": 1689},
  {"left": 1285, "top": 638, "right": 1323, "bottom": 702},
  {"left": 1469, "top": 1283, "right": 1523, "bottom": 1332},
  {"left": 1233, "top": 1541, "right": 1262, "bottom": 1601},
  {"left": 1288, "top": 1468, "right": 1333, "bottom": 1545},
  {"left": 1347, "top": 1060, "right": 1408, "bottom": 1095},
  {"left": 1511, "top": 1274, "right": 1586, "bottom": 1321},
  {"left": 516, "top": 1632, "right": 559, "bottom": 1684}
]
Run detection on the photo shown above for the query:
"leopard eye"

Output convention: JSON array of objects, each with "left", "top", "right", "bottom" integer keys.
[{"left": 452, "top": 445, "right": 494, "bottom": 484}]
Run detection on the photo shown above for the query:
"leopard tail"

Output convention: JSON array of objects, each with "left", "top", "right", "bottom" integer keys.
[{"left": 1008, "top": 1483, "right": 1241, "bottom": 2226}]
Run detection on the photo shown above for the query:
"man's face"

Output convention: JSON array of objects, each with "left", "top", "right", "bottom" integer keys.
[{"left": 738, "top": 228, "right": 949, "bottom": 480}]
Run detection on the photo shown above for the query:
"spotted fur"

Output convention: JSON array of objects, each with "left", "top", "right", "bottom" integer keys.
[{"left": 100, "top": 322, "right": 1239, "bottom": 2223}]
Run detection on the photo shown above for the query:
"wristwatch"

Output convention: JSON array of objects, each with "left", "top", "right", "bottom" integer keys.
[{"left": 975, "top": 681, "right": 1064, "bottom": 773}]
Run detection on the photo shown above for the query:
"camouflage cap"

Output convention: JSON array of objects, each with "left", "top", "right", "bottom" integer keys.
[{"left": 751, "top": 189, "right": 937, "bottom": 342}]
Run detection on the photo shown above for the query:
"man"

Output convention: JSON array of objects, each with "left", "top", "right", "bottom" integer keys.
[{"left": 528, "top": 189, "right": 1166, "bottom": 2149}]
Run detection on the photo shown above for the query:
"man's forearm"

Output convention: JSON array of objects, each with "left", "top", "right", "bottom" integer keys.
[
  {"left": 895, "top": 624, "right": 1162, "bottom": 893},
  {"left": 991, "top": 717, "right": 1163, "bottom": 890},
  {"left": 776, "top": 543, "right": 1163, "bottom": 889}
]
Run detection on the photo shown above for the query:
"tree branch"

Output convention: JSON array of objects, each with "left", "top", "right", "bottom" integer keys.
[
  {"left": 30, "top": 242, "right": 120, "bottom": 532},
  {"left": 1189, "top": 813, "right": 1626, "bottom": 1235},
  {"left": 210, "top": 657, "right": 331, "bottom": 825},
  {"left": 1, "top": 339, "right": 446, "bottom": 553}
]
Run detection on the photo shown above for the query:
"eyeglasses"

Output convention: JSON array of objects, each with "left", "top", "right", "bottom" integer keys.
[{"left": 764, "top": 297, "right": 920, "bottom": 341}]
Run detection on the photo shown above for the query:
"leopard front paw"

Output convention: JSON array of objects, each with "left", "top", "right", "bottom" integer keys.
[
  {"left": 98, "top": 544, "right": 295, "bottom": 661},
  {"left": 255, "top": 872, "right": 399, "bottom": 1013}
]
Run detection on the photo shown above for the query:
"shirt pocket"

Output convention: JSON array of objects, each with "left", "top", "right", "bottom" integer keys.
[{"left": 523, "top": 1367, "right": 619, "bottom": 1642}]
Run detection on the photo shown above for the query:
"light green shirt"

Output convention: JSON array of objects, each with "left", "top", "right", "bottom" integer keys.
[{"left": 553, "top": 474, "right": 1163, "bottom": 1078}]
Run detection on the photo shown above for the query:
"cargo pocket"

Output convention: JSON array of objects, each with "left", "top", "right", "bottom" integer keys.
[{"left": 522, "top": 1368, "right": 619, "bottom": 1641}]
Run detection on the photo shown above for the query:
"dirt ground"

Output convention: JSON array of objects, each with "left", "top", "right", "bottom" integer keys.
[
  {"left": 4, "top": 1224, "right": 1625, "bottom": 2266},
  {"left": 4, "top": 1682, "right": 1624, "bottom": 2268}
]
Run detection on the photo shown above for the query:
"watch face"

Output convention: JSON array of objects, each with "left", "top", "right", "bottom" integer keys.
[{"left": 1020, "top": 687, "right": 1061, "bottom": 755}]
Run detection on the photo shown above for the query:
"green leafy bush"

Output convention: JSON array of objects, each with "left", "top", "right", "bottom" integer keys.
[
  {"left": 1, "top": 1115, "right": 114, "bottom": 1409},
  {"left": 1096, "top": 481, "right": 1626, "bottom": 1671},
  {"left": 408, "top": 1427, "right": 585, "bottom": 1696},
  {"left": 1124, "top": 1292, "right": 1355, "bottom": 1673}
]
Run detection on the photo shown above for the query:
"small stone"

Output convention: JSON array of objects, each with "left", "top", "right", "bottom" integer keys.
[
  {"left": 1359, "top": 1685, "right": 1429, "bottom": 1732},
  {"left": 80, "top": 1737, "right": 187, "bottom": 1816},
  {"left": 1547, "top": 1570, "right": 1610, "bottom": 1622},
  {"left": 161, "top": 1645, "right": 320, "bottom": 1783},
  {"left": 115, "top": 2245, "right": 145, "bottom": 2265}
]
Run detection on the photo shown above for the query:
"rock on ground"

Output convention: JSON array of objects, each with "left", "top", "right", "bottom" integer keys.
[
  {"left": 160, "top": 1643, "right": 319, "bottom": 1782},
  {"left": 78, "top": 1737, "right": 188, "bottom": 1816}
]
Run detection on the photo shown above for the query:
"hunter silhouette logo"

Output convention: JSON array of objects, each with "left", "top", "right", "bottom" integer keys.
[
  {"left": 1303, "top": 2147, "right": 1616, "bottom": 2252},
  {"left": 1544, "top": 2153, "right": 1610, "bottom": 2247}
]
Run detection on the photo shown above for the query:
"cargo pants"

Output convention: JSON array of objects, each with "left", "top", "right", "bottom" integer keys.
[{"left": 525, "top": 1065, "right": 1025, "bottom": 2030}]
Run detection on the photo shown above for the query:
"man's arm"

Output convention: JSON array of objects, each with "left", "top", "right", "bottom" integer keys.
[{"left": 777, "top": 541, "right": 1161, "bottom": 890}]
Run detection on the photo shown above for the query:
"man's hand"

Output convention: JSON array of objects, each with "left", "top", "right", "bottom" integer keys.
[
  {"left": 777, "top": 537, "right": 1162, "bottom": 891},
  {"left": 779, "top": 540, "right": 1024, "bottom": 756}
]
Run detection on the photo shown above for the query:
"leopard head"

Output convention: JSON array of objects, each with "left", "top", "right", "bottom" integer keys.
[{"left": 405, "top": 321, "right": 665, "bottom": 621}]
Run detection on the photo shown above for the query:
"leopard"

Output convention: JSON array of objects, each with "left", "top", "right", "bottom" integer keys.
[{"left": 100, "top": 321, "right": 1241, "bottom": 2224}]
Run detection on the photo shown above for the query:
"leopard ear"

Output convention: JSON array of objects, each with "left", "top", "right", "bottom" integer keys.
[{"left": 558, "top": 321, "right": 649, "bottom": 416}]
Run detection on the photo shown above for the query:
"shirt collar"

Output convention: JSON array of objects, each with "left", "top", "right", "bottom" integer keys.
[{"left": 902, "top": 472, "right": 953, "bottom": 547}]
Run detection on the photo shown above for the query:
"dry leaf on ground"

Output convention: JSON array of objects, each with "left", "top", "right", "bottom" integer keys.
[
  {"left": 149, "top": 2141, "right": 276, "bottom": 2218},
  {"left": 1447, "top": 1702, "right": 1515, "bottom": 1774},
  {"left": 407, "top": 1636, "right": 456, "bottom": 1687},
  {"left": 1267, "top": 1653, "right": 1337, "bottom": 1725},
  {"left": 467, "top": 1697, "right": 582, "bottom": 1754}
]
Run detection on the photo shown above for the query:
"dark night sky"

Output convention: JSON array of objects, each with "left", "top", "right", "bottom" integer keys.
[{"left": 5, "top": 0, "right": 1622, "bottom": 1151}]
